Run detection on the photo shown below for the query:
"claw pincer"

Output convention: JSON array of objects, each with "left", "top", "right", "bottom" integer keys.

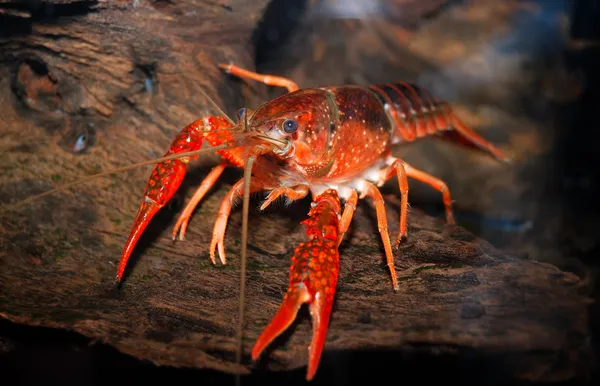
[
  {"left": 252, "top": 189, "right": 342, "bottom": 380},
  {"left": 116, "top": 117, "right": 236, "bottom": 282}
]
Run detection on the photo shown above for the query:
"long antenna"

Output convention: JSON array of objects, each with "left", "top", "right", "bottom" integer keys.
[
  {"left": 1, "top": 142, "right": 241, "bottom": 213},
  {"left": 198, "top": 87, "right": 235, "bottom": 126},
  {"left": 3, "top": 82, "right": 243, "bottom": 215},
  {"left": 235, "top": 109, "right": 252, "bottom": 386},
  {"left": 235, "top": 154, "right": 254, "bottom": 386}
]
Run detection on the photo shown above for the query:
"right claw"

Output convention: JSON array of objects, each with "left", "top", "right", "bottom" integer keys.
[{"left": 252, "top": 189, "right": 342, "bottom": 380}]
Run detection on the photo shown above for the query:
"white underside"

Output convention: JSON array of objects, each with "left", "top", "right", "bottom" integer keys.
[{"left": 307, "top": 155, "right": 396, "bottom": 202}]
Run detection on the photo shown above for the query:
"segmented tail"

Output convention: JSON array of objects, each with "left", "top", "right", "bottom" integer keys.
[{"left": 368, "top": 82, "right": 509, "bottom": 162}]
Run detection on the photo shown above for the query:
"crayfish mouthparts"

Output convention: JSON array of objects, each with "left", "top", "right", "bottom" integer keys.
[{"left": 272, "top": 138, "right": 294, "bottom": 158}]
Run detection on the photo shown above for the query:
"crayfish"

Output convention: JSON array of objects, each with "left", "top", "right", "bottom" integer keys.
[{"left": 10, "top": 63, "right": 509, "bottom": 380}]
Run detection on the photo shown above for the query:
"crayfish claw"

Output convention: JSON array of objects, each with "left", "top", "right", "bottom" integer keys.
[
  {"left": 252, "top": 189, "right": 341, "bottom": 380},
  {"left": 260, "top": 185, "right": 309, "bottom": 212},
  {"left": 251, "top": 284, "right": 311, "bottom": 361},
  {"left": 394, "top": 233, "right": 408, "bottom": 250},
  {"left": 307, "top": 290, "right": 335, "bottom": 381},
  {"left": 117, "top": 159, "right": 188, "bottom": 282},
  {"left": 116, "top": 117, "right": 237, "bottom": 281},
  {"left": 209, "top": 218, "right": 227, "bottom": 265},
  {"left": 171, "top": 217, "right": 188, "bottom": 241}
]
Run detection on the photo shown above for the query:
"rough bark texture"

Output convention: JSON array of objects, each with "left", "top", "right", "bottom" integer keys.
[
  {"left": 0, "top": 0, "right": 270, "bottom": 154},
  {"left": 0, "top": 165, "right": 592, "bottom": 379},
  {"left": 0, "top": 0, "right": 595, "bottom": 384}
]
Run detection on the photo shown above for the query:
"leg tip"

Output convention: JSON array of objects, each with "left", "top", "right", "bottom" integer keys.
[
  {"left": 395, "top": 234, "right": 407, "bottom": 249},
  {"left": 173, "top": 220, "right": 189, "bottom": 241},
  {"left": 495, "top": 148, "right": 516, "bottom": 165},
  {"left": 390, "top": 276, "right": 400, "bottom": 292},
  {"left": 114, "top": 278, "right": 124, "bottom": 291},
  {"left": 218, "top": 63, "right": 232, "bottom": 72},
  {"left": 171, "top": 228, "right": 182, "bottom": 241}
]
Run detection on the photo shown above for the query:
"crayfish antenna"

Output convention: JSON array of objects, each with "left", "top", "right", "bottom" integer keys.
[
  {"left": 198, "top": 86, "right": 235, "bottom": 126},
  {"left": 234, "top": 149, "right": 255, "bottom": 385},
  {"left": 234, "top": 109, "right": 265, "bottom": 386},
  {"left": 232, "top": 112, "right": 286, "bottom": 384},
  {"left": 0, "top": 143, "right": 235, "bottom": 215},
  {"left": 2, "top": 84, "right": 239, "bottom": 216}
]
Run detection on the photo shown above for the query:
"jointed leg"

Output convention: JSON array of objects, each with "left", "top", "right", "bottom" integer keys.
[
  {"left": 403, "top": 162, "right": 455, "bottom": 225},
  {"left": 259, "top": 184, "right": 310, "bottom": 211},
  {"left": 210, "top": 178, "right": 265, "bottom": 264},
  {"left": 378, "top": 158, "right": 409, "bottom": 247},
  {"left": 219, "top": 63, "right": 300, "bottom": 93},
  {"left": 361, "top": 182, "right": 399, "bottom": 291},
  {"left": 338, "top": 189, "right": 358, "bottom": 247},
  {"left": 172, "top": 162, "right": 228, "bottom": 241}
]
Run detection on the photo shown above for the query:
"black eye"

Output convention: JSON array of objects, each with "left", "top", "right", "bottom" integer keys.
[
  {"left": 283, "top": 119, "right": 298, "bottom": 133},
  {"left": 237, "top": 108, "right": 246, "bottom": 121}
]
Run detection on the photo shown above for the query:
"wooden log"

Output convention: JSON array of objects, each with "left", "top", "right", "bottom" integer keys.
[
  {"left": 0, "top": 0, "right": 593, "bottom": 383},
  {"left": 0, "top": 0, "right": 270, "bottom": 156},
  {"left": 0, "top": 171, "right": 592, "bottom": 380}
]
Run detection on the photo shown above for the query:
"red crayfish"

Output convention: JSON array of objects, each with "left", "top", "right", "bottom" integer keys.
[{"left": 11, "top": 63, "right": 509, "bottom": 380}]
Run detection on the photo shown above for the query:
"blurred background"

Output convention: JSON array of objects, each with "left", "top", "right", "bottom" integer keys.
[{"left": 1, "top": 0, "right": 598, "bottom": 384}]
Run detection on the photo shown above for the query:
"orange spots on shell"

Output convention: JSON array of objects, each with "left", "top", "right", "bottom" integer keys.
[{"left": 292, "top": 86, "right": 394, "bottom": 180}]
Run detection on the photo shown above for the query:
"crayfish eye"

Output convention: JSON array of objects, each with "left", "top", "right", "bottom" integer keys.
[
  {"left": 236, "top": 108, "right": 246, "bottom": 121},
  {"left": 282, "top": 119, "right": 298, "bottom": 134}
]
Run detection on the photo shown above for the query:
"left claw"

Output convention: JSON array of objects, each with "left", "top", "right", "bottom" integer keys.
[{"left": 252, "top": 189, "right": 342, "bottom": 381}]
